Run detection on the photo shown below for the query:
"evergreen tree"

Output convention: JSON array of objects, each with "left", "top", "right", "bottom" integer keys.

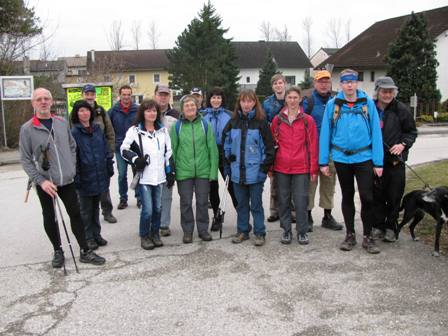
[
  {"left": 386, "top": 12, "right": 441, "bottom": 104},
  {"left": 299, "top": 69, "right": 313, "bottom": 90},
  {"left": 255, "top": 51, "right": 279, "bottom": 96},
  {"left": 167, "top": 2, "right": 240, "bottom": 109}
]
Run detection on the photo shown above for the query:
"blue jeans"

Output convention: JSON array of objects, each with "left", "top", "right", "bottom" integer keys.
[
  {"left": 138, "top": 184, "right": 162, "bottom": 237},
  {"left": 116, "top": 149, "right": 140, "bottom": 202},
  {"left": 160, "top": 182, "right": 172, "bottom": 228},
  {"left": 233, "top": 182, "right": 265, "bottom": 236},
  {"left": 79, "top": 194, "right": 101, "bottom": 241}
]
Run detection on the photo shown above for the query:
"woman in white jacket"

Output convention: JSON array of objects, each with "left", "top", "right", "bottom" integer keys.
[{"left": 121, "top": 100, "right": 175, "bottom": 250}]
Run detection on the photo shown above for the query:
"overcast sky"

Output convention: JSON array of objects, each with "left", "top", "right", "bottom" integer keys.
[{"left": 28, "top": 0, "right": 448, "bottom": 59}]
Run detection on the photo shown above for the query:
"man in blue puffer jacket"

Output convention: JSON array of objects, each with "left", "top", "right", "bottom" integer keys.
[
  {"left": 319, "top": 69, "right": 383, "bottom": 254},
  {"left": 108, "top": 85, "right": 139, "bottom": 210}
]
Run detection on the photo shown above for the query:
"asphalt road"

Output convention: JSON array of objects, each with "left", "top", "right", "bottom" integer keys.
[{"left": 1, "top": 133, "right": 448, "bottom": 335}]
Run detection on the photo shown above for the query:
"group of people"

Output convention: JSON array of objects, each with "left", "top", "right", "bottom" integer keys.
[{"left": 19, "top": 67, "right": 417, "bottom": 269}]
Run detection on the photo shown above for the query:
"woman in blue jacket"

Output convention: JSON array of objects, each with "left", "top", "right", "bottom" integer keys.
[
  {"left": 202, "top": 87, "right": 237, "bottom": 230},
  {"left": 71, "top": 100, "right": 114, "bottom": 251},
  {"left": 222, "top": 89, "right": 275, "bottom": 246}
]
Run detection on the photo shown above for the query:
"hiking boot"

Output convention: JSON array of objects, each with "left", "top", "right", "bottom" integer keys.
[
  {"left": 281, "top": 230, "right": 292, "bottom": 244},
  {"left": 199, "top": 232, "right": 213, "bottom": 242},
  {"left": 95, "top": 236, "right": 108, "bottom": 246},
  {"left": 340, "top": 233, "right": 357, "bottom": 251},
  {"left": 267, "top": 215, "right": 279, "bottom": 222},
  {"left": 183, "top": 233, "right": 193, "bottom": 244},
  {"left": 298, "top": 233, "right": 309, "bottom": 245},
  {"left": 210, "top": 216, "right": 221, "bottom": 232},
  {"left": 371, "top": 228, "right": 385, "bottom": 240},
  {"left": 383, "top": 229, "right": 396, "bottom": 243},
  {"left": 87, "top": 239, "right": 99, "bottom": 251},
  {"left": 232, "top": 232, "right": 249, "bottom": 244},
  {"left": 137, "top": 199, "right": 142, "bottom": 209},
  {"left": 103, "top": 213, "right": 117, "bottom": 223},
  {"left": 151, "top": 232, "right": 163, "bottom": 248},
  {"left": 321, "top": 215, "right": 343, "bottom": 231},
  {"left": 254, "top": 235, "right": 266, "bottom": 246},
  {"left": 160, "top": 227, "right": 171, "bottom": 237},
  {"left": 80, "top": 249, "right": 106, "bottom": 265},
  {"left": 52, "top": 249, "right": 64, "bottom": 268},
  {"left": 362, "top": 236, "right": 380, "bottom": 254},
  {"left": 117, "top": 200, "right": 128, "bottom": 210},
  {"left": 141, "top": 236, "right": 155, "bottom": 250}
]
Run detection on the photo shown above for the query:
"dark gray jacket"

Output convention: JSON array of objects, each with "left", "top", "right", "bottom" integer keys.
[{"left": 20, "top": 115, "right": 77, "bottom": 186}]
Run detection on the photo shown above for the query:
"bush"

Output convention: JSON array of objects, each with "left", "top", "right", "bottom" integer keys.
[
  {"left": 435, "top": 112, "right": 448, "bottom": 122},
  {"left": 419, "top": 114, "right": 434, "bottom": 123}
]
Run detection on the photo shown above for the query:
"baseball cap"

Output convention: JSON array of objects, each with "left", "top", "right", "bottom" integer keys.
[
  {"left": 375, "top": 76, "right": 398, "bottom": 90},
  {"left": 82, "top": 84, "right": 96, "bottom": 93},
  {"left": 314, "top": 70, "right": 331, "bottom": 81},
  {"left": 155, "top": 84, "right": 170, "bottom": 94},
  {"left": 190, "top": 87, "right": 203, "bottom": 96}
]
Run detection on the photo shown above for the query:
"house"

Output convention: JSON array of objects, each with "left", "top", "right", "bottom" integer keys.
[
  {"left": 318, "top": 5, "right": 448, "bottom": 101},
  {"left": 15, "top": 57, "right": 67, "bottom": 83},
  {"left": 86, "top": 49, "right": 171, "bottom": 103},
  {"left": 58, "top": 55, "right": 87, "bottom": 82},
  {"left": 310, "top": 48, "right": 339, "bottom": 68},
  {"left": 232, "top": 41, "right": 312, "bottom": 90}
]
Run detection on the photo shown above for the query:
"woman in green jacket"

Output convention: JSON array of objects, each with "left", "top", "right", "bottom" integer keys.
[{"left": 170, "top": 95, "right": 219, "bottom": 243}]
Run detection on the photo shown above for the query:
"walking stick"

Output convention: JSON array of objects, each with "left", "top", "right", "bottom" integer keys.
[
  {"left": 24, "top": 180, "right": 32, "bottom": 203},
  {"left": 214, "top": 175, "right": 230, "bottom": 239},
  {"left": 54, "top": 195, "right": 80, "bottom": 274}
]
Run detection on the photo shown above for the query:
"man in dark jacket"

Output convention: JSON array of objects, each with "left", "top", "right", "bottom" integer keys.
[
  {"left": 372, "top": 77, "right": 417, "bottom": 242},
  {"left": 302, "top": 70, "right": 343, "bottom": 231},
  {"left": 82, "top": 84, "right": 117, "bottom": 223},
  {"left": 108, "top": 85, "right": 139, "bottom": 210}
]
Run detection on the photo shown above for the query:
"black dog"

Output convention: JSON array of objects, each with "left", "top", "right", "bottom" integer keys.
[{"left": 397, "top": 186, "right": 448, "bottom": 257}]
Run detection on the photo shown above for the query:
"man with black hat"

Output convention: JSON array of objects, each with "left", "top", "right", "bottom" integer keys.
[
  {"left": 82, "top": 84, "right": 117, "bottom": 223},
  {"left": 20, "top": 88, "right": 106, "bottom": 268},
  {"left": 372, "top": 76, "right": 417, "bottom": 242}
]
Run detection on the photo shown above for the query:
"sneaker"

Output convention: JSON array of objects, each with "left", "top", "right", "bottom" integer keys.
[
  {"left": 298, "top": 233, "right": 309, "bottom": 245},
  {"left": 362, "top": 236, "right": 380, "bottom": 254},
  {"left": 232, "top": 232, "right": 249, "bottom": 244},
  {"left": 267, "top": 215, "right": 279, "bottom": 222},
  {"left": 141, "top": 236, "right": 155, "bottom": 250},
  {"left": 340, "top": 233, "right": 357, "bottom": 251},
  {"left": 321, "top": 215, "right": 343, "bottom": 230},
  {"left": 371, "top": 228, "right": 385, "bottom": 240},
  {"left": 52, "top": 249, "right": 64, "bottom": 268},
  {"left": 160, "top": 227, "right": 171, "bottom": 237},
  {"left": 183, "top": 233, "right": 193, "bottom": 244},
  {"left": 103, "top": 213, "right": 117, "bottom": 223},
  {"left": 199, "top": 232, "right": 213, "bottom": 242},
  {"left": 80, "top": 249, "right": 106, "bottom": 265},
  {"left": 117, "top": 200, "right": 128, "bottom": 210},
  {"left": 137, "top": 199, "right": 142, "bottom": 209},
  {"left": 151, "top": 232, "right": 163, "bottom": 248},
  {"left": 281, "top": 230, "right": 292, "bottom": 244},
  {"left": 95, "top": 236, "right": 108, "bottom": 246},
  {"left": 87, "top": 239, "right": 99, "bottom": 251},
  {"left": 383, "top": 229, "right": 396, "bottom": 243},
  {"left": 254, "top": 235, "right": 265, "bottom": 246}
]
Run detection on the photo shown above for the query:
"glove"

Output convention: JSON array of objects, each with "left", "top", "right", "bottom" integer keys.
[
  {"left": 134, "top": 155, "right": 149, "bottom": 171},
  {"left": 229, "top": 154, "right": 237, "bottom": 162},
  {"left": 166, "top": 172, "right": 175, "bottom": 189}
]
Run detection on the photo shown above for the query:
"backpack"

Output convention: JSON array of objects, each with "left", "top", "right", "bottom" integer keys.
[
  {"left": 331, "top": 97, "right": 369, "bottom": 128},
  {"left": 175, "top": 118, "right": 208, "bottom": 136}
]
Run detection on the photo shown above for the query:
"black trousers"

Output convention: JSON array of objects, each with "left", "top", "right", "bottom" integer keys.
[
  {"left": 334, "top": 160, "right": 375, "bottom": 236},
  {"left": 373, "top": 162, "right": 406, "bottom": 231},
  {"left": 36, "top": 183, "right": 88, "bottom": 251}
]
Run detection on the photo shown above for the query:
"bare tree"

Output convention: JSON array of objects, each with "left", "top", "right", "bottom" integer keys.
[
  {"left": 39, "top": 33, "right": 54, "bottom": 61},
  {"left": 259, "top": 21, "right": 274, "bottom": 41},
  {"left": 130, "top": 21, "right": 142, "bottom": 50},
  {"left": 345, "top": 18, "right": 352, "bottom": 44},
  {"left": 274, "top": 25, "right": 291, "bottom": 41},
  {"left": 108, "top": 20, "right": 125, "bottom": 51},
  {"left": 147, "top": 21, "right": 160, "bottom": 49},
  {"left": 326, "top": 18, "right": 342, "bottom": 48},
  {"left": 302, "top": 17, "right": 313, "bottom": 57}
]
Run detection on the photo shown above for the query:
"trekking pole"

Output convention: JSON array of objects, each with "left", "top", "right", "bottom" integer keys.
[
  {"left": 54, "top": 194, "right": 80, "bottom": 274},
  {"left": 219, "top": 176, "right": 230, "bottom": 239},
  {"left": 24, "top": 180, "right": 32, "bottom": 203},
  {"left": 52, "top": 197, "right": 67, "bottom": 275}
]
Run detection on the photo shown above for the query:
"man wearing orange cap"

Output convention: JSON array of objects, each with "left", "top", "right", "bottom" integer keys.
[{"left": 302, "top": 70, "right": 343, "bottom": 232}]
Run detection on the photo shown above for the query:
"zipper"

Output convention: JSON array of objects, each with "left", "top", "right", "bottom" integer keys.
[
  {"left": 191, "top": 122, "right": 197, "bottom": 176},
  {"left": 52, "top": 134, "right": 64, "bottom": 186}
]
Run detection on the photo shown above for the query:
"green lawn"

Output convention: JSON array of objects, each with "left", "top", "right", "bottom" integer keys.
[{"left": 403, "top": 160, "right": 448, "bottom": 254}]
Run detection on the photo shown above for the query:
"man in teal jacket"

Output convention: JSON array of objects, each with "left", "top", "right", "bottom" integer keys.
[{"left": 319, "top": 69, "right": 384, "bottom": 254}]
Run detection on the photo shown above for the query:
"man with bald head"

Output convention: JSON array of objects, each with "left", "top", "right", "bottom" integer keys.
[{"left": 20, "top": 88, "right": 105, "bottom": 268}]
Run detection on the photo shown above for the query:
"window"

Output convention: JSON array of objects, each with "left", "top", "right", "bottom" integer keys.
[
  {"left": 285, "top": 76, "right": 296, "bottom": 85},
  {"left": 246, "top": 76, "right": 250, "bottom": 83},
  {"left": 132, "top": 95, "right": 144, "bottom": 104},
  {"left": 358, "top": 72, "right": 364, "bottom": 82},
  {"left": 104, "top": 75, "right": 112, "bottom": 82},
  {"left": 129, "top": 74, "right": 136, "bottom": 84},
  {"left": 370, "top": 71, "right": 375, "bottom": 82},
  {"left": 153, "top": 73, "right": 160, "bottom": 83}
]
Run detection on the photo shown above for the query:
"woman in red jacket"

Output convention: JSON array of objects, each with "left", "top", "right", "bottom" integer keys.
[{"left": 271, "top": 86, "right": 319, "bottom": 245}]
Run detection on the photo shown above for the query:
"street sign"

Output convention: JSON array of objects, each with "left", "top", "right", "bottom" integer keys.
[{"left": 410, "top": 94, "right": 418, "bottom": 107}]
